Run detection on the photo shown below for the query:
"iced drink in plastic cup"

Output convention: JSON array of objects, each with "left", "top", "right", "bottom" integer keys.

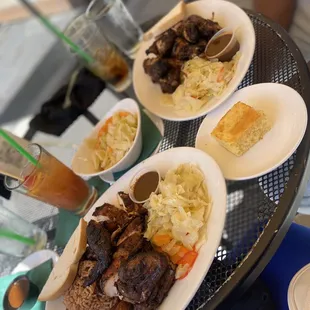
[{"left": 5, "top": 144, "right": 97, "bottom": 215}]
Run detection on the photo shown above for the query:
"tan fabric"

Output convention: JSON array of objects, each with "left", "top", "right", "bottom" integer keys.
[{"left": 229, "top": 0, "right": 310, "bottom": 62}]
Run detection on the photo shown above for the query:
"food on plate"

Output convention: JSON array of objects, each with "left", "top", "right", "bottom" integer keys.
[
  {"left": 130, "top": 170, "right": 160, "bottom": 202},
  {"left": 83, "top": 220, "right": 112, "bottom": 286},
  {"left": 63, "top": 260, "right": 119, "bottom": 310},
  {"left": 211, "top": 102, "right": 272, "bottom": 156},
  {"left": 143, "top": 14, "right": 221, "bottom": 94},
  {"left": 86, "top": 111, "right": 138, "bottom": 171},
  {"left": 161, "top": 52, "right": 240, "bottom": 113},
  {"left": 42, "top": 163, "right": 211, "bottom": 308},
  {"left": 87, "top": 193, "right": 175, "bottom": 309},
  {"left": 116, "top": 251, "right": 171, "bottom": 303},
  {"left": 142, "top": 13, "right": 241, "bottom": 113},
  {"left": 38, "top": 219, "right": 87, "bottom": 301},
  {"left": 144, "top": 163, "right": 211, "bottom": 279}
]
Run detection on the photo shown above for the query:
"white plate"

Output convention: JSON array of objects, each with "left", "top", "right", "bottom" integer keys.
[
  {"left": 100, "top": 109, "right": 165, "bottom": 184},
  {"left": 288, "top": 263, "right": 310, "bottom": 310},
  {"left": 46, "top": 147, "right": 227, "bottom": 310},
  {"left": 133, "top": 0, "right": 255, "bottom": 121},
  {"left": 195, "top": 83, "right": 308, "bottom": 180},
  {"left": 12, "top": 250, "right": 59, "bottom": 274}
]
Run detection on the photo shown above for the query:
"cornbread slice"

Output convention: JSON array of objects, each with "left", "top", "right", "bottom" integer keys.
[{"left": 211, "top": 102, "right": 272, "bottom": 156}]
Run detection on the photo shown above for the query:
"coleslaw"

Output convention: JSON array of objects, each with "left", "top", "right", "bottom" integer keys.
[
  {"left": 161, "top": 52, "right": 240, "bottom": 113},
  {"left": 144, "top": 163, "right": 211, "bottom": 279},
  {"left": 86, "top": 111, "right": 137, "bottom": 171}
]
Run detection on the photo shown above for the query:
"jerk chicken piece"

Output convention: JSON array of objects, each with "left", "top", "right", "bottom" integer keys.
[
  {"left": 93, "top": 203, "right": 132, "bottom": 233},
  {"left": 114, "top": 233, "right": 145, "bottom": 262},
  {"left": 134, "top": 261, "right": 176, "bottom": 310},
  {"left": 116, "top": 217, "right": 145, "bottom": 246},
  {"left": 143, "top": 56, "right": 183, "bottom": 92},
  {"left": 171, "top": 20, "right": 185, "bottom": 37},
  {"left": 158, "top": 67, "right": 181, "bottom": 94},
  {"left": 188, "top": 42, "right": 208, "bottom": 58},
  {"left": 146, "top": 29, "right": 176, "bottom": 57},
  {"left": 140, "top": 239, "right": 154, "bottom": 253},
  {"left": 171, "top": 37, "right": 190, "bottom": 60},
  {"left": 81, "top": 246, "right": 97, "bottom": 261},
  {"left": 145, "top": 42, "right": 158, "bottom": 56},
  {"left": 116, "top": 251, "right": 169, "bottom": 304},
  {"left": 166, "top": 58, "right": 184, "bottom": 70},
  {"left": 100, "top": 217, "right": 145, "bottom": 296},
  {"left": 118, "top": 192, "right": 148, "bottom": 217},
  {"left": 183, "top": 20, "right": 199, "bottom": 43},
  {"left": 172, "top": 37, "right": 205, "bottom": 60},
  {"left": 187, "top": 15, "right": 221, "bottom": 40},
  {"left": 143, "top": 58, "right": 170, "bottom": 83},
  {"left": 113, "top": 301, "right": 134, "bottom": 310},
  {"left": 84, "top": 220, "right": 112, "bottom": 286}
]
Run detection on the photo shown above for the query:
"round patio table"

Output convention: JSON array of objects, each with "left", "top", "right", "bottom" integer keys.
[{"left": 4, "top": 9, "right": 310, "bottom": 310}]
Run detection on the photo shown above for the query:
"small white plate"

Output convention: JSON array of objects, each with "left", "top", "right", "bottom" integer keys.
[
  {"left": 195, "top": 83, "right": 308, "bottom": 180},
  {"left": 47, "top": 147, "right": 227, "bottom": 310},
  {"left": 133, "top": 0, "right": 255, "bottom": 121},
  {"left": 288, "top": 263, "right": 310, "bottom": 310},
  {"left": 12, "top": 250, "right": 59, "bottom": 274},
  {"left": 100, "top": 109, "right": 164, "bottom": 184}
]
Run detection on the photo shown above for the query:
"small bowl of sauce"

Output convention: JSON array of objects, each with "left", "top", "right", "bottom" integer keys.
[
  {"left": 129, "top": 168, "right": 160, "bottom": 203},
  {"left": 3, "top": 275, "right": 30, "bottom": 310},
  {"left": 205, "top": 27, "right": 240, "bottom": 62}
]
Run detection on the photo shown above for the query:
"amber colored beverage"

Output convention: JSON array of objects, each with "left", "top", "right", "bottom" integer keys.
[
  {"left": 90, "top": 47, "right": 130, "bottom": 92},
  {"left": 63, "top": 15, "right": 131, "bottom": 92},
  {"left": 5, "top": 144, "right": 97, "bottom": 215}
]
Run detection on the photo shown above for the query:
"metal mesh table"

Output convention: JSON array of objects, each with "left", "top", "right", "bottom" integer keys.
[{"left": 122, "top": 10, "right": 310, "bottom": 310}]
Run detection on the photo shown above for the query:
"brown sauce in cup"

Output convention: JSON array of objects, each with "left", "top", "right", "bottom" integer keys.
[
  {"left": 206, "top": 33, "right": 233, "bottom": 57},
  {"left": 133, "top": 171, "right": 159, "bottom": 202}
]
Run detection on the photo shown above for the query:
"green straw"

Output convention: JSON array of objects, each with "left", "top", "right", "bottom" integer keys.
[
  {"left": 0, "top": 229, "right": 36, "bottom": 245},
  {"left": 20, "top": 0, "right": 95, "bottom": 64},
  {"left": 0, "top": 130, "right": 38, "bottom": 167}
]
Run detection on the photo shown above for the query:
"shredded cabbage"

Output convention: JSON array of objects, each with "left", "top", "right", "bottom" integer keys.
[
  {"left": 161, "top": 52, "right": 240, "bottom": 113},
  {"left": 144, "top": 164, "right": 211, "bottom": 251},
  {"left": 87, "top": 111, "right": 137, "bottom": 171}
]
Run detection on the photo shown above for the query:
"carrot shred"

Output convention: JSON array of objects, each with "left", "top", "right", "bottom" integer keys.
[
  {"left": 177, "top": 251, "right": 198, "bottom": 279},
  {"left": 178, "top": 251, "right": 198, "bottom": 266},
  {"left": 217, "top": 67, "right": 225, "bottom": 83},
  {"left": 152, "top": 234, "right": 172, "bottom": 247},
  {"left": 96, "top": 117, "right": 114, "bottom": 148},
  {"left": 171, "top": 246, "right": 190, "bottom": 264},
  {"left": 119, "top": 111, "right": 130, "bottom": 117}
]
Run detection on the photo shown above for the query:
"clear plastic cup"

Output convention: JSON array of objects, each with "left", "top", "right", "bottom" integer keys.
[
  {"left": 5, "top": 143, "right": 97, "bottom": 216},
  {"left": 0, "top": 205, "right": 47, "bottom": 257},
  {"left": 64, "top": 14, "right": 131, "bottom": 92},
  {"left": 86, "top": 0, "right": 143, "bottom": 58}
]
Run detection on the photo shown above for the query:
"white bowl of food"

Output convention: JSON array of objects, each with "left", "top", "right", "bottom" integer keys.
[
  {"left": 41, "top": 147, "right": 227, "bottom": 310},
  {"left": 72, "top": 98, "right": 142, "bottom": 178},
  {"left": 195, "top": 83, "right": 308, "bottom": 180},
  {"left": 133, "top": 0, "right": 255, "bottom": 121}
]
